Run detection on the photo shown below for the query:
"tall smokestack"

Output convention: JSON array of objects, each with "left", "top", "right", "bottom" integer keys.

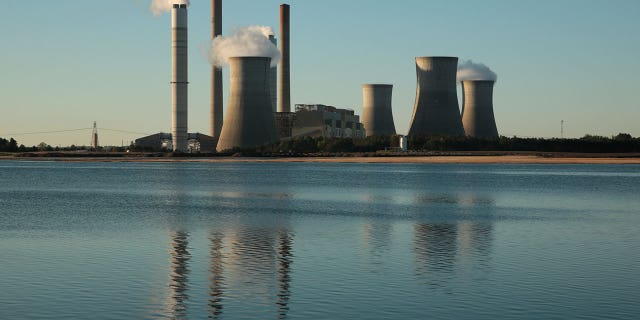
[
  {"left": 362, "top": 84, "right": 396, "bottom": 137},
  {"left": 269, "top": 35, "right": 278, "bottom": 113},
  {"left": 211, "top": 0, "right": 223, "bottom": 141},
  {"left": 216, "top": 57, "right": 280, "bottom": 152},
  {"left": 171, "top": 4, "right": 189, "bottom": 152},
  {"left": 408, "top": 56, "right": 464, "bottom": 136},
  {"left": 461, "top": 80, "right": 499, "bottom": 138},
  {"left": 278, "top": 4, "right": 291, "bottom": 113}
]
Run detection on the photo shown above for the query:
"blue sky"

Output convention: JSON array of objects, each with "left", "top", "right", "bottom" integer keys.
[{"left": 1, "top": 0, "right": 639, "bottom": 146}]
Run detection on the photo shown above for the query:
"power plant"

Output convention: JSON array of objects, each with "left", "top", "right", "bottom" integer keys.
[
  {"left": 211, "top": 0, "right": 223, "bottom": 140},
  {"left": 361, "top": 84, "right": 396, "bottom": 137},
  {"left": 278, "top": 4, "right": 291, "bottom": 113},
  {"left": 171, "top": 3, "right": 189, "bottom": 152},
  {"left": 134, "top": 3, "right": 503, "bottom": 154},
  {"left": 216, "top": 57, "right": 280, "bottom": 152},
  {"left": 461, "top": 80, "right": 499, "bottom": 138},
  {"left": 408, "top": 57, "right": 465, "bottom": 137}
]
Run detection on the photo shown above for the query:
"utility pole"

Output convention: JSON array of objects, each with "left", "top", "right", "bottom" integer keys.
[{"left": 561, "top": 120, "right": 565, "bottom": 139}]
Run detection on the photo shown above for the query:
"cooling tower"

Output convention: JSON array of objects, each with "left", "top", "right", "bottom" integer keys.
[
  {"left": 269, "top": 35, "right": 278, "bottom": 113},
  {"left": 408, "top": 57, "right": 465, "bottom": 136},
  {"left": 211, "top": 0, "right": 223, "bottom": 140},
  {"left": 216, "top": 57, "right": 280, "bottom": 152},
  {"left": 278, "top": 4, "right": 291, "bottom": 113},
  {"left": 362, "top": 84, "right": 396, "bottom": 136},
  {"left": 461, "top": 80, "right": 499, "bottom": 138},
  {"left": 171, "top": 4, "right": 188, "bottom": 152}
]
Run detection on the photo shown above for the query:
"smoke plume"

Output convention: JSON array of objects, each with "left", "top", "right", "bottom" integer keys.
[
  {"left": 457, "top": 60, "right": 498, "bottom": 82},
  {"left": 209, "top": 26, "right": 281, "bottom": 68},
  {"left": 149, "top": 0, "right": 190, "bottom": 16}
]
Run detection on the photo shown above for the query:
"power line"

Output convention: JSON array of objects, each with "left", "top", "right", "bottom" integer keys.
[
  {"left": 100, "top": 128, "right": 154, "bottom": 135},
  {"left": 0, "top": 128, "right": 92, "bottom": 136},
  {"left": 1, "top": 127, "right": 153, "bottom": 137}
]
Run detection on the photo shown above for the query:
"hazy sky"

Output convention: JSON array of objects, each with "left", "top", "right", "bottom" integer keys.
[{"left": 1, "top": 0, "right": 639, "bottom": 146}]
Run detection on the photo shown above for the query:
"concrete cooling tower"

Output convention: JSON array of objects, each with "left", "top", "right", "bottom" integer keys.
[
  {"left": 461, "top": 80, "right": 499, "bottom": 138},
  {"left": 408, "top": 57, "right": 465, "bottom": 136},
  {"left": 361, "top": 84, "right": 396, "bottom": 136},
  {"left": 216, "top": 57, "right": 280, "bottom": 152},
  {"left": 171, "top": 4, "right": 189, "bottom": 152}
]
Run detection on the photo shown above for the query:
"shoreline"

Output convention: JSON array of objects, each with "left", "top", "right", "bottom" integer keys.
[{"left": 2, "top": 153, "right": 640, "bottom": 164}]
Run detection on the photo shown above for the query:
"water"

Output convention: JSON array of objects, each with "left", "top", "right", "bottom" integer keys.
[{"left": 1, "top": 161, "right": 639, "bottom": 319}]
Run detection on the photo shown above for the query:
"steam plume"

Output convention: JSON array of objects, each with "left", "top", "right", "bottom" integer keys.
[
  {"left": 457, "top": 60, "right": 498, "bottom": 82},
  {"left": 209, "top": 26, "right": 281, "bottom": 68},
  {"left": 149, "top": 0, "right": 190, "bottom": 16}
]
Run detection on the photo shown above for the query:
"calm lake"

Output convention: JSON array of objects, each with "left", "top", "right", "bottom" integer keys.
[{"left": 1, "top": 161, "right": 639, "bottom": 319}]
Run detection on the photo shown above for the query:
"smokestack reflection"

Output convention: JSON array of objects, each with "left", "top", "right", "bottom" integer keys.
[
  {"left": 209, "top": 232, "right": 226, "bottom": 319},
  {"left": 277, "top": 230, "right": 293, "bottom": 319},
  {"left": 166, "top": 231, "right": 191, "bottom": 318}
]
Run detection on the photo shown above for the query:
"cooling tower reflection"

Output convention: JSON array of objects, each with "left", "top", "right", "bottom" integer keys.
[
  {"left": 413, "top": 193, "right": 495, "bottom": 285},
  {"left": 163, "top": 227, "right": 294, "bottom": 319}
]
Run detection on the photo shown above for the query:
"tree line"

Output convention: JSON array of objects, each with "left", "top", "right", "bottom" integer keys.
[
  {"left": 3, "top": 133, "right": 640, "bottom": 154},
  {"left": 231, "top": 133, "right": 640, "bottom": 155}
]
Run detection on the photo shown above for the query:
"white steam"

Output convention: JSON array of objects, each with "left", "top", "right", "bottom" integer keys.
[
  {"left": 149, "top": 0, "right": 190, "bottom": 16},
  {"left": 209, "top": 26, "right": 281, "bottom": 68},
  {"left": 457, "top": 60, "right": 498, "bottom": 82},
  {"left": 247, "top": 26, "right": 275, "bottom": 38}
]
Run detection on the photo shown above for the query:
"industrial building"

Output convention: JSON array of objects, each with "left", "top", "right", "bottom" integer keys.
[
  {"left": 291, "top": 104, "right": 366, "bottom": 139},
  {"left": 275, "top": 112, "right": 296, "bottom": 139},
  {"left": 361, "top": 84, "right": 396, "bottom": 136},
  {"left": 135, "top": 133, "right": 216, "bottom": 153},
  {"left": 461, "top": 80, "right": 499, "bottom": 138},
  {"left": 216, "top": 57, "right": 280, "bottom": 152},
  {"left": 408, "top": 56, "right": 465, "bottom": 137}
]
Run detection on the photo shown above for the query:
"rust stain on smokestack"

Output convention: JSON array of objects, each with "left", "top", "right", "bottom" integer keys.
[
  {"left": 211, "top": 0, "right": 223, "bottom": 142},
  {"left": 278, "top": 4, "right": 291, "bottom": 113}
]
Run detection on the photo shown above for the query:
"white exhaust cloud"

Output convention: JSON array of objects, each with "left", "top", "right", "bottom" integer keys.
[
  {"left": 457, "top": 60, "right": 498, "bottom": 82},
  {"left": 209, "top": 26, "right": 280, "bottom": 68},
  {"left": 149, "top": 0, "right": 190, "bottom": 16}
]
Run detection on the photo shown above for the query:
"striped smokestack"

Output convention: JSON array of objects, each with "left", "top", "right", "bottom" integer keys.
[
  {"left": 278, "top": 4, "right": 290, "bottom": 113},
  {"left": 171, "top": 3, "right": 188, "bottom": 152},
  {"left": 211, "top": 0, "right": 223, "bottom": 141}
]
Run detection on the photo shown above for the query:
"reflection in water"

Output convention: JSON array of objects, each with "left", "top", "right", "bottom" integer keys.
[
  {"left": 277, "top": 230, "right": 293, "bottom": 319},
  {"left": 209, "top": 232, "right": 226, "bottom": 319},
  {"left": 177, "top": 227, "right": 293, "bottom": 319},
  {"left": 414, "top": 224, "right": 458, "bottom": 277},
  {"left": 414, "top": 193, "right": 495, "bottom": 286},
  {"left": 167, "top": 231, "right": 191, "bottom": 319},
  {"left": 362, "top": 223, "right": 393, "bottom": 253},
  {"left": 226, "top": 228, "right": 294, "bottom": 318}
]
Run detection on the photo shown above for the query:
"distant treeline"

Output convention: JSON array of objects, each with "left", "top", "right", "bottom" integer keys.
[
  {"left": 0, "top": 137, "right": 128, "bottom": 153},
  {"left": 3, "top": 133, "right": 640, "bottom": 154},
  {"left": 233, "top": 133, "right": 640, "bottom": 155}
]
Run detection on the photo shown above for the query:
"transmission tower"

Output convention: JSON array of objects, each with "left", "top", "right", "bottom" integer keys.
[{"left": 91, "top": 121, "right": 99, "bottom": 150}]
